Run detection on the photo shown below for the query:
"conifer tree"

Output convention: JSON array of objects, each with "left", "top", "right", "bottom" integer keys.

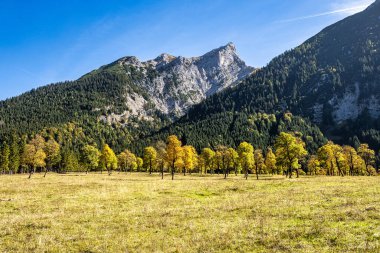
[
  {"left": 9, "top": 138, "right": 20, "bottom": 174},
  {"left": 0, "top": 142, "right": 10, "bottom": 174}
]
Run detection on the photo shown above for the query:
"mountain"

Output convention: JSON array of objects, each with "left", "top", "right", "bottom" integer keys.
[
  {"left": 2, "top": 1, "right": 379, "bottom": 154},
  {"left": 165, "top": 0, "right": 380, "bottom": 150},
  {"left": 94, "top": 42, "right": 254, "bottom": 123},
  {"left": 0, "top": 43, "right": 253, "bottom": 150}
]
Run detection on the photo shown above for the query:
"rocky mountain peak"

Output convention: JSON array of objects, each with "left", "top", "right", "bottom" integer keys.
[
  {"left": 151, "top": 53, "right": 177, "bottom": 68},
  {"left": 100, "top": 43, "right": 254, "bottom": 123},
  {"left": 210, "top": 42, "right": 236, "bottom": 55},
  {"left": 201, "top": 42, "right": 237, "bottom": 58}
]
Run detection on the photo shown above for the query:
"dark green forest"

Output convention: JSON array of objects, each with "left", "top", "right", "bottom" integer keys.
[{"left": 182, "top": 2, "right": 380, "bottom": 149}]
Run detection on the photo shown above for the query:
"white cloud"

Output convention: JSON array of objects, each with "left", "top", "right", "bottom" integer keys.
[{"left": 276, "top": 0, "right": 374, "bottom": 23}]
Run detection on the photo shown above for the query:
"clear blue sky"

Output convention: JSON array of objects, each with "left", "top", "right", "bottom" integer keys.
[{"left": 0, "top": 0, "right": 374, "bottom": 100}]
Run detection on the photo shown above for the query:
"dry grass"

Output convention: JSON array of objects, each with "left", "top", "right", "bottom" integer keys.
[{"left": 0, "top": 173, "right": 379, "bottom": 252}]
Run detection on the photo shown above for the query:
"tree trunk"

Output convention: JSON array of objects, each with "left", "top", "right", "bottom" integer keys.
[
  {"left": 289, "top": 168, "right": 292, "bottom": 179},
  {"left": 28, "top": 166, "right": 34, "bottom": 179},
  {"left": 44, "top": 167, "right": 48, "bottom": 178},
  {"left": 171, "top": 163, "right": 175, "bottom": 180},
  {"left": 255, "top": 165, "right": 259, "bottom": 180}
]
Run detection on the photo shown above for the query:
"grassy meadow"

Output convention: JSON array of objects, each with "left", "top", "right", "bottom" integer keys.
[{"left": 0, "top": 173, "right": 379, "bottom": 252}]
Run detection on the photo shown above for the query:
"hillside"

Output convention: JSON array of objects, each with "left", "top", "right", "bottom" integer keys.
[
  {"left": 135, "top": 112, "right": 326, "bottom": 155},
  {"left": 1, "top": 2, "right": 380, "bottom": 152},
  {"left": 0, "top": 43, "right": 253, "bottom": 150},
  {"left": 173, "top": 0, "right": 380, "bottom": 149}
]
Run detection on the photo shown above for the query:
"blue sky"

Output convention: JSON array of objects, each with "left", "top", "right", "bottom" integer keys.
[{"left": 0, "top": 0, "right": 374, "bottom": 100}]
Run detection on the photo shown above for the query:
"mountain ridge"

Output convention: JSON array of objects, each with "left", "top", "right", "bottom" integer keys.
[
  {"left": 155, "top": 0, "right": 380, "bottom": 150},
  {"left": 0, "top": 43, "right": 254, "bottom": 151}
]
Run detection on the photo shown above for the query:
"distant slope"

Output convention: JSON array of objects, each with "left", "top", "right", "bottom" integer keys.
[{"left": 173, "top": 0, "right": 380, "bottom": 149}]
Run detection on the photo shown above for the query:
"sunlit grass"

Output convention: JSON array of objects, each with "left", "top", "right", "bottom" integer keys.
[{"left": 0, "top": 173, "right": 379, "bottom": 252}]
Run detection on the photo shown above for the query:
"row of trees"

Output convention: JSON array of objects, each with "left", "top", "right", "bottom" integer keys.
[{"left": 0, "top": 131, "right": 378, "bottom": 179}]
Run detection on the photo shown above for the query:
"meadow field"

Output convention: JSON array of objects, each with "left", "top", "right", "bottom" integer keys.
[{"left": 0, "top": 173, "right": 379, "bottom": 252}]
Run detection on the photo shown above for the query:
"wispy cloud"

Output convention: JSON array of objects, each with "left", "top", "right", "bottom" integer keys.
[{"left": 276, "top": 0, "right": 374, "bottom": 23}]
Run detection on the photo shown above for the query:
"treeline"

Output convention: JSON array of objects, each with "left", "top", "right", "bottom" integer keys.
[{"left": 0, "top": 131, "right": 378, "bottom": 179}]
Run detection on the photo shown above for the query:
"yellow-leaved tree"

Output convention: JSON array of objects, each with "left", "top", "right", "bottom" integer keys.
[
  {"left": 136, "top": 157, "right": 143, "bottom": 172},
  {"left": 165, "top": 135, "right": 183, "bottom": 180},
  {"left": 265, "top": 148, "right": 277, "bottom": 175},
  {"left": 83, "top": 145, "right": 101, "bottom": 174},
  {"left": 200, "top": 148, "right": 215, "bottom": 174},
  {"left": 307, "top": 155, "right": 321, "bottom": 175},
  {"left": 22, "top": 135, "right": 47, "bottom": 179},
  {"left": 101, "top": 144, "right": 117, "bottom": 176},
  {"left": 318, "top": 142, "right": 346, "bottom": 176},
  {"left": 143, "top": 146, "right": 157, "bottom": 174},
  {"left": 215, "top": 146, "right": 229, "bottom": 178},
  {"left": 44, "top": 139, "right": 61, "bottom": 177},
  {"left": 182, "top": 145, "right": 198, "bottom": 176},
  {"left": 275, "top": 132, "right": 307, "bottom": 178},
  {"left": 343, "top": 145, "right": 365, "bottom": 176},
  {"left": 254, "top": 149, "right": 265, "bottom": 180},
  {"left": 155, "top": 141, "right": 167, "bottom": 179},
  {"left": 357, "top": 144, "right": 376, "bottom": 175},
  {"left": 237, "top": 142, "right": 254, "bottom": 180},
  {"left": 227, "top": 147, "right": 239, "bottom": 176}
]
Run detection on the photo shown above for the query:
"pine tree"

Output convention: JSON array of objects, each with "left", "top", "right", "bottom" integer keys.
[{"left": 9, "top": 138, "right": 20, "bottom": 174}]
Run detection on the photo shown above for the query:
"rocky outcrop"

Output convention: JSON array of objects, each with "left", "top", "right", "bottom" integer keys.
[{"left": 100, "top": 43, "right": 254, "bottom": 123}]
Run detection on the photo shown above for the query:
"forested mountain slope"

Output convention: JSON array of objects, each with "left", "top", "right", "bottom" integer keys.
[
  {"left": 136, "top": 112, "right": 326, "bottom": 155},
  {"left": 175, "top": 0, "right": 380, "bottom": 149},
  {"left": 0, "top": 43, "right": 252, "bottom": 150},
  {"left": 2, "top": 1, "right": 380, "bottom": 153}
]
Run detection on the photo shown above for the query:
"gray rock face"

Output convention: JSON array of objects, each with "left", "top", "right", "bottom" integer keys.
[
  {"left": 309, "top": 82, "right": 380, "bottom": 125},
  {"left": 101, "top": 43, "right": 254, "bottom": 123}
]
